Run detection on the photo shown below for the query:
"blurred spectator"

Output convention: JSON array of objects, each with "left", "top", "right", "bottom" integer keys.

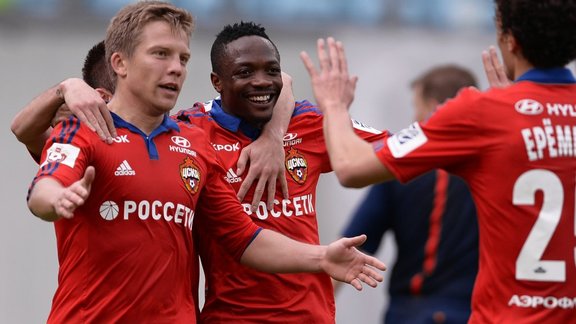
[{"left": 338, "top": 65, "right": 480, "bottom": 324}]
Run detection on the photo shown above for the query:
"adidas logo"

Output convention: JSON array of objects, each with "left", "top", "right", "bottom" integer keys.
[
  {"left": 115, "top": 160, "right": 136, "bottom": 176},
  {"left": 224, "top": 168, "right": 242, "bottom": 184}
]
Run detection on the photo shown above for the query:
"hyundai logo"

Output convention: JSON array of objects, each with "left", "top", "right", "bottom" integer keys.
[
  {"left": 171, "top": 136, "right": 191, "bottom": 148},
  {"left": 515, "top": 99, "right": 543, "bottom": 115}
]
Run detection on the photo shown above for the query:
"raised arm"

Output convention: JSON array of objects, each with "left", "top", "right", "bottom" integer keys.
[
  {"left": 241, "top": 229, "right": 386, "bottom": 291},
  {"left": 28, "top": 166, "right": 95, "bottom": 222},
  {"left": 300, "top": 38, "right": 393, "bottom": 187},
  {"left": 11, "top": 78, "right": 115, "bottom": 160},
  {"left": 11, "top": 83, "right": 68, "bottom": 161},
  {"left": 235, "top": 72, "right": 295, "bottom": 210}
]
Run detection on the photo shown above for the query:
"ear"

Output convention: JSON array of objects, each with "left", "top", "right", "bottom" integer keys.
[
  {"left": 110, "top": 52, "right": 127, "bottom": 78},
  {"left": 96, "top": 88, "right": 113, "bottom": 103},
  {"left": 505, "top": 32, "right": 519, "bottom": 54},
  {"left": 210, "top": 72, "right": 222, "bottom": 93}
]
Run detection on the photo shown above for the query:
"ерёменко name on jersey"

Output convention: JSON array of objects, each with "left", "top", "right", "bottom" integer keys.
[{"left": 519, "top": 101, "right": 576, "bottom": 161}]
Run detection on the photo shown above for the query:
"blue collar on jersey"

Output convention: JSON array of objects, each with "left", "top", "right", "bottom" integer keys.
[
  {"left": 516, "top": 67, "right": 576, "bottom": 84},
  {"left": 111, "top": 112, "right": 180, "bottom": 160},
  {"left": 208, "top": 99, "right": 261, "bottom": 141}
]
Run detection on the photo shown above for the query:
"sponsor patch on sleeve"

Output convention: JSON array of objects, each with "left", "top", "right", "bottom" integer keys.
[
  {"left": 40, "top": 143, "right": 81, "bottom": 168},
  {"left": 351, "top": 119, "right": 382, "bottom": 134},
  {"left": 387, "top": 122, "right": 428, "bottom": 158}
]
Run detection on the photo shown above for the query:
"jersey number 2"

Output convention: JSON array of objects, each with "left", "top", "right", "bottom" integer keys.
[{"left": 513, "top": 169, "right": 570, "bottom": 282}]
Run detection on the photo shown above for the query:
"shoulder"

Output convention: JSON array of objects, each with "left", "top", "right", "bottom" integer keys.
[
  {"left": 50, "top": 116, "right": 95, "bottom": 143},
  {"left": 174, "top": 101, "right": 211, "bottom": 124},
  {"left": 293, "top": 99, "right": 322, "bottom": 117}
]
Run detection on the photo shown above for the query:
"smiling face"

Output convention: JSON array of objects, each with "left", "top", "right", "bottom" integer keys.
[
  {"left": 112, "top": 20, "right": 190, "bottom": 116},
  {"left": 211, "top": 35, "right": 283, "bottom": 128}
]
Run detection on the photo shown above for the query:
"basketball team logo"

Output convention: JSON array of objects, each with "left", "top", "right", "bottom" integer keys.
[
  {"left": 180, "top": 156, "right": 201, "bottom": 194},
  {"left": 285, "top": 147, "right": 308, "bottom": 185}
]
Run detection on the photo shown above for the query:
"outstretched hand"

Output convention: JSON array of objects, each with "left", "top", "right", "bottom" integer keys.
[
  {"left": 61, "top": 78, "right": 117, "bottom": 143},
  {"left": 321, "top": 235, "right": 386, "bottom": 291},
  {"left": 481, "top": 46, "right": 511, "bottom": 89},
  {"left": 53, "top": 166, "right": 95, "bottom": 219},
  {"left": 236, "top": 137, "right": 289, "bottom": 211},
  {"left": 300, "top": 37, "right": 358, "bottom": 113}
]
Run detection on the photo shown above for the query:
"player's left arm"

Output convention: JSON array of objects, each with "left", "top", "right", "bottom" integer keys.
[
  {"left": 301, "top": 37, "right": 394, "bottom": 187},
  {"left": 236, "top": 72, "right": 295, "bottom": 211},
  {"left": 240, "top": 229, "right": 386, "bottom": 291}
]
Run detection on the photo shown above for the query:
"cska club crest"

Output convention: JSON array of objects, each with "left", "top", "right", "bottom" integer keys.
[
  {"left": 180, "top": 156, "right": 201, "bottom": 194},
  {"left": 285, "top": 147, "right": 308, "bottom": 185}
]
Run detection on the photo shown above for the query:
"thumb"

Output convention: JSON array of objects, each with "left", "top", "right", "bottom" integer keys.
[
  {"left": 81, "top": 166, "right": 96, "bottom": 189},
  {"left": 342, "top": 234, "right": 367, "bottom": 248}
]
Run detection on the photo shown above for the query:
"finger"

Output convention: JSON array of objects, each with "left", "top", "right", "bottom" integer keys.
[
  {"left": 300, "top": 51, "right": 318, "bottom": 79},
  {"left": 327, "top": 37, "right": 339, "bottom": 73},
  {"left": 237, "top": 172, "right": 254, "bottom": 202},
  {"left": 317, "top": 38, "right": 330, "bottom": 73},
  {"left": 74, "top": 110, "right": 96, "bottom": 132},
  {"left": 251, "top": 178, "right": 267, "bottom": 212},
  {"left": 236, "top": 148, "right": 249, "bottom": 176},
  {"left": 481, "top": 50, "right": 498, "bottom": 87},
  {"left": 266, "top": 178, "right": 276, "bottom": 211},
  {"left": 236, "top": 181, "right": 250, "bottom": 202},
  {"left": 59, "top": 196, "right": 76, "bottom": 210},
  {"left": 94, "top": 103, "right": 112, "bottom": 142},
  {"left": 489, "top": 46, "right": 507, "bottom": 84},
  {"left": 357, "top": 272, "right": 378, "bottom": 288},
  {"left": 336, "top": 41, "right": 349, "bottom": 77},
  {"left": 279, "top": 175, "right": 289, "bottom": 200},
  {"left": 56, "top": 206, "right": 73, "bottom": 219},
  {"left": 364, "top": 255, "right": 387, "bottom": 272},
  {"left": 64, "top": 189, "right": 85, "bottom": 206},
  {"left": 361, "top": 266, "right": 385, "bottom": 283},
  {"left": 84, "top": 110, "right": 107, "bottom": 141},
  {"left": 100, "top": 103, "right": 117, "bottom": 139},
  {"left": 349, "top": 277, "right": 363, "bottom": 291}
]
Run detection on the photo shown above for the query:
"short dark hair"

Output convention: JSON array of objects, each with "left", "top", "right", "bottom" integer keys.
[
  {"left": 495, "top": 0, "right": 576, "bottom": 68},
  {"left": 210, "top": 21, "right": 280, "bottom": 74},
  {"left": 411, "top": 65, "right": 477, "bottom": 103},
  {"left": 82, "top": 41, "right": 115, "bottom": 93}
]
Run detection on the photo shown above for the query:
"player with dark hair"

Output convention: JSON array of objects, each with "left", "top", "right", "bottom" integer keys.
[
  {"left": 22, "top": 2, "right": 386, "bottom": 323},
  {"left": 176, "top": 21, "right": 386, "bottom": 323},
  {"left": 340, "top": 65, "right": 479, "bottom": 324},
  {"left": 302, "top": 0, "right": 576, "bottom": 322},
  {"left": 82, "top": 40, "right": 116, "bottom": 94}
]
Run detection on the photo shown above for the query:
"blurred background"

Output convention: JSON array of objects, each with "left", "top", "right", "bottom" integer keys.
[{"left": 0, "top": 0, "right": 495, "bottom": 323}]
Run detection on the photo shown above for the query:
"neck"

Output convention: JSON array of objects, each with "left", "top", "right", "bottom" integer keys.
[
  {"left": 220, "top": 102, "right": 265, "bottom": 130},
  {"left": 512, "top": 56, "right": 535, "bottom": 81},
  {"left": 108, "top": 98, "right": 164, "bottom": 135}
]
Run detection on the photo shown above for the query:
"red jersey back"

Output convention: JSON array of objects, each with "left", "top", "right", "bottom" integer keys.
[
  {"left": 177, "top": 99, "right": 385, "bottom": 323},
  {"left": 374, "top": 69, "right": 576, "bottom": 323},
  {"left": 31, "top": 114, "right": 258, "bottom": 323}
]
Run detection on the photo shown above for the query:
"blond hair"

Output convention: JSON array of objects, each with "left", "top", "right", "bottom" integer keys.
[{"left": 105, "top": 1, "right": 195, "bottom": 82}]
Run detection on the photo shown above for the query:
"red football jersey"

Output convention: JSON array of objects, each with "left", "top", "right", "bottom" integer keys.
[
  {"left": 177, "top": 99, "right": 385, "bottom": 323},
  {"left": 30, "top": 114, "right": 259, "bottom": 323},
  {"left": 374, "top": 69, "right": 576, "bottom": 323}
]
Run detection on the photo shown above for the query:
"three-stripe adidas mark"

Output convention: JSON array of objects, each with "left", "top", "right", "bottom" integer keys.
[
  {"left": 224, "top": 168, "right": 242, "bottom": 183},
  {"left": 114, "top": 160, "right": 136, "bottom": 176}
]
